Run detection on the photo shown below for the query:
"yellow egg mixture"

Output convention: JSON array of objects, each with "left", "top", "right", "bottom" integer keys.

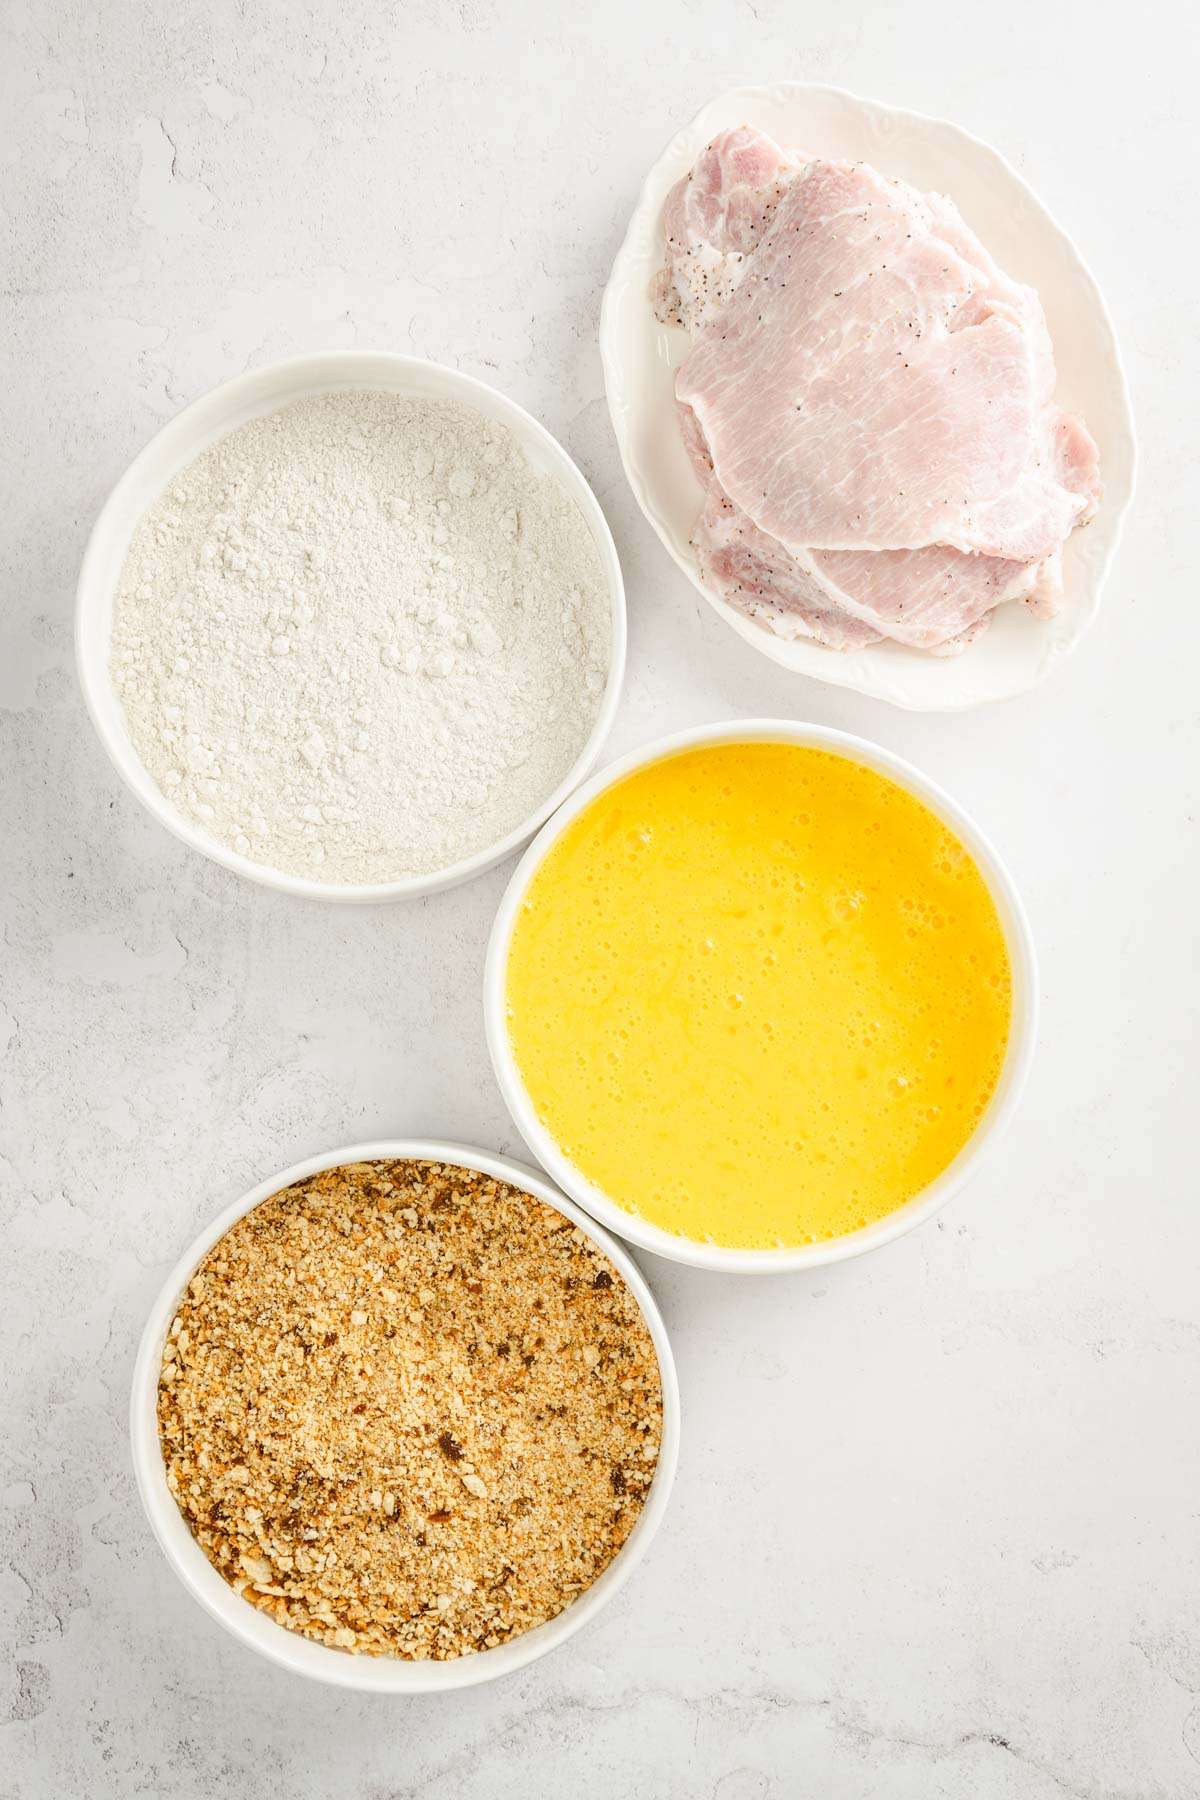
[{"left": 505, "top": 742, "right": 1012, "bottom": 1249}]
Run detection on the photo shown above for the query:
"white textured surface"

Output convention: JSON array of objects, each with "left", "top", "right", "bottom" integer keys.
[{"left": 2, "top": 2, "right": 1197, "bottom": 1795}]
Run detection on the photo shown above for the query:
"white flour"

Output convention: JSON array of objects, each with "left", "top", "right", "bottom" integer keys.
[{"left": 111, "top": 391, "right": 611, "bottom": 883}]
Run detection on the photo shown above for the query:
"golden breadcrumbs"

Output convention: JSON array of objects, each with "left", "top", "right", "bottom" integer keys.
[{"left": 157, "top": 1159, "right": 663, "bottom": 1659}]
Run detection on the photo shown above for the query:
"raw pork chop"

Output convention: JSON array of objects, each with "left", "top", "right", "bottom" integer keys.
[
  {"left": 653, "top": 126, "right": 804, "bottom": 334},
  {"left": 693, "top": 491, "right": 1044, "bottom": 653},
  {"left": 654, "top": 129, "right": 1101, "bottom": 653}
]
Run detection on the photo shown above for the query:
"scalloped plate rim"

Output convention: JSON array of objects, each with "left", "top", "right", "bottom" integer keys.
[{"left": 600, "top": 82, "right": 1137, "bottom": 712}]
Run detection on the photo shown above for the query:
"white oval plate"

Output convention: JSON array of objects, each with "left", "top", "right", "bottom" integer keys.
[{"left": 600, "top": 84, "right": 1137, "bottom": 711}]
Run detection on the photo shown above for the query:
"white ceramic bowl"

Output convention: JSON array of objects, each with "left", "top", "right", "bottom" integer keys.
[
  {"left": 600, "top": 83, "right": 1137, "bottom": 711},
  {"left": 77, "top": 353, "right": 626, "bottom": 902},
  {"left": 130, "top": 1138, "right": 679, "bottom": 1691},
  {"left": 485, "top": 721, "right": 1038, "bottom": 1273}
]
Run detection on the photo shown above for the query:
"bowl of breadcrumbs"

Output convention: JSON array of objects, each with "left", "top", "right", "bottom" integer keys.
[{"left": 131, "top": 1142, "right": 678, "bottom": 1691}]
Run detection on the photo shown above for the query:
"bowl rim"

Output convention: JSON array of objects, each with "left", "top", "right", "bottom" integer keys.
[
  {"left": 129, "top": 1137, "right": 680, "bottom": 1692},
  {"left": 599, "top": 79, "right": 1138, "bottom": 712},
  {"left": 76, "top": 350, "right": 627, "bottom": 903},
  {"left": 484, "top": 719, "right": 1038, "bottom": 1273}
]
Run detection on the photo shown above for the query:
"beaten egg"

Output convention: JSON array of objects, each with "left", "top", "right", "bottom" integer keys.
[{"left": 504, "top": 742, "right": 1012, "bottom": 1250}]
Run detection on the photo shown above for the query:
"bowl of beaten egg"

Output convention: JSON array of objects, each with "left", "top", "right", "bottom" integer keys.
[{"left": 485, "top": 721, "right": 1036, "bottom": 1273}]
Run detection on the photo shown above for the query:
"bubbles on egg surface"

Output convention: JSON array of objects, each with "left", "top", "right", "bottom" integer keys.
[{"left": 504, "top": 738, "right": 1010, "bottom": 1252}]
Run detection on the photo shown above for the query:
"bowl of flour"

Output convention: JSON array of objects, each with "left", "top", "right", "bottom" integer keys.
[{"left": 77, "top": 353, "right": 625, "bottom": 899}]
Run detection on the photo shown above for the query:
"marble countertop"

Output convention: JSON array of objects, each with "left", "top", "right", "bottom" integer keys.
[{"left": 3, "top": 1, "right": 1197, "bottom": 1794}]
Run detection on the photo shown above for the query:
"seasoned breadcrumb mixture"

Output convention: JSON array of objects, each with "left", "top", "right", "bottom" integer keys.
[{"left": 157, "top": 1160, "right": 663, "bottom": 1659}]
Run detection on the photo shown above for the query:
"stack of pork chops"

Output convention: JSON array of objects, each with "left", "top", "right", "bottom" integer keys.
[{"left": 654, "top": 127, "right": 1101, "bottom": 654}]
